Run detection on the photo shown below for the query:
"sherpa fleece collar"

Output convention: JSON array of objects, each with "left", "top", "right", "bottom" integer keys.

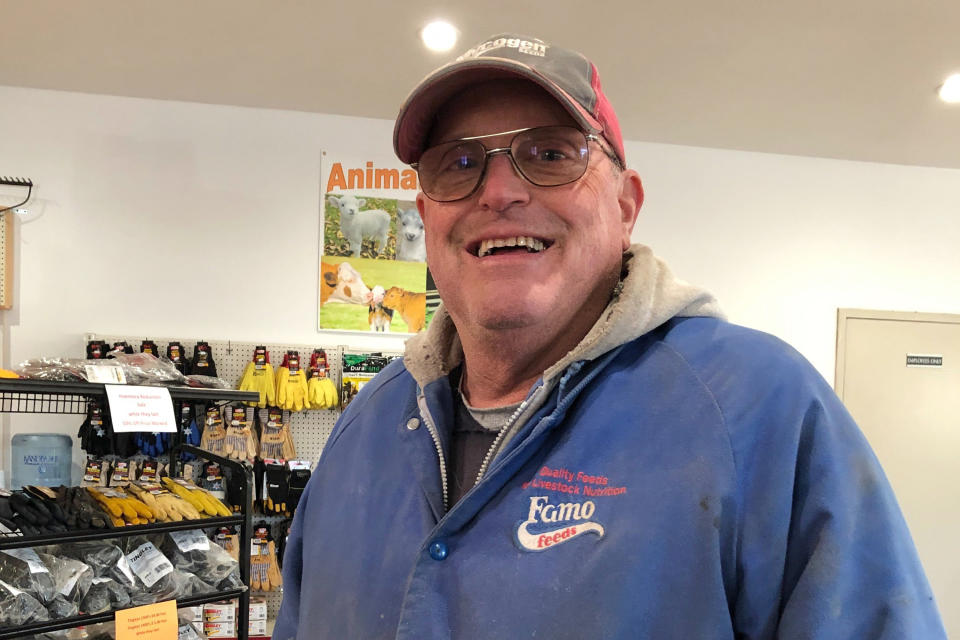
[{"left": 403, "top": 244, "right": 724, "bottom": 391}]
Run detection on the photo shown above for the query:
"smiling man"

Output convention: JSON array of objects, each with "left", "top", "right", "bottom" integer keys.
[{"left": 274, "top": 34, "right": 945, "bottom": 639}]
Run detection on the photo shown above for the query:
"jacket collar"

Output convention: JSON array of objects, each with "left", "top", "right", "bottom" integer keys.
[{"left": 403, "top": 243, "right": 724, "bottom": 391}]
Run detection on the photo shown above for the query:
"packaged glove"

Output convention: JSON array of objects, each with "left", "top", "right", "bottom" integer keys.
[
  {"left": 263, "top": 461, "right": 289, "bottom": 515},
  {"left": 286, "top": 462, "right": 311, "bottom": 514},
  {"left": 166, "top": 341, "right": 191, "bottom": 374},
  {"left": 78, "top": 400, "right": 114, "bottom": 457},
  {"left": 139, "top": 339, "right": 159, "bottom": 356},
  {"left": 110, "top": 341, "right": 135, "bottom": 355},
  {"left": 199, "top": 405, "right": 227, "bottom": 456},
  {"left": 0, "top": 548, "right": 57, "bottom": 606},
  {"left": 37, "top": 552, "right": 92, "bottom": 614},
  {"left": 224, "top": 405, "right": 257, "bottom": 461},
  {"left": 0, "top": 577, "right": 48, "bottom": 626},
  {"left": 161, "top": 530, "right": 242, "bottom": 592},
  {"left": 189, "top": 341, "right": 217, "bottom": 377},
  {"left": 224, "top": 465, "right": 248, "bottom": 513},
  {"left": 239, "top": 346, "right": 276, "bottom": 408},
  {"left": 121, "top": 536, "right": 214, "bottom": 602},
  {"left": 306, "top": 349, "right": 338, "bottom": 409},
  {"left": 86, "top": 340, "right": 109, "bottom": 360},
  {"left": 276, "top": 351, "right": 309, "bottom": 412}
]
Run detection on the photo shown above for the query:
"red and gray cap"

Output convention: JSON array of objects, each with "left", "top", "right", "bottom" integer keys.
[{"left": 393, "top": 33, "right": 625, "bottom": 166}]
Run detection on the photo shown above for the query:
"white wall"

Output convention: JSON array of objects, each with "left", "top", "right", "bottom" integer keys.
[{"left": 1, "top": 85, "right": 958, "bottom": 475}]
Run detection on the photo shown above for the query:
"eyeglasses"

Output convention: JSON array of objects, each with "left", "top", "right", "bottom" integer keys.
[{"left": 413, "top": 125, "right": 619, "bottom": 203}]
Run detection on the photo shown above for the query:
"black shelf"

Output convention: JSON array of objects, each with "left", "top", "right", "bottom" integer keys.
[
  {"left": 0, "top": 514, "right": 243, "bottom": 550},
  {"left": 0, "top": 588, "right": 247, "bottom": 639},
  {"left": 0, "top": 379, "right": 258, "bottom": 414}
]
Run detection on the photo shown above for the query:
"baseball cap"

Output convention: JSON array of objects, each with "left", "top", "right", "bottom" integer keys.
[{"left": 393, "top": 33, "right": 625, "bottom": 166}]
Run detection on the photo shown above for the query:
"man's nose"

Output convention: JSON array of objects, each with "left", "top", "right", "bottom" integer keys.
[{"left": 476, "top": 153, "right": 530, "bottom": 211}]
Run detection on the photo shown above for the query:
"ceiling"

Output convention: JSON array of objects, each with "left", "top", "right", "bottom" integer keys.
[{"left": 3, "top": 0, "right": 959, "bottom": 169}]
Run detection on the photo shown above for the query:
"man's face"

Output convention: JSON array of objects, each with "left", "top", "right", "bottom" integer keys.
[{"left": 416, "top": 80, "right": 641, "bottom": 339}]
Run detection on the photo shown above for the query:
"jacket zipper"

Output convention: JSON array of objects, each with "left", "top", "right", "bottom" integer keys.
[
  {"left": 417, "top": 393, "right": 449, "bottom": 511},
  {"left": 474, "top": 383, "right": 546, "bottom": 485}
]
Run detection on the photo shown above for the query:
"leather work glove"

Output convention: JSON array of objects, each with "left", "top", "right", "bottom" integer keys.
[
  {"left": 263, "top": 461, "right": 289, "bottom": 514},
  {"left": 161, "top": 477, "right": 232, "bottom": 517},
  {"left": 287, "top": 466, "right": 311, "bottom": 514}
]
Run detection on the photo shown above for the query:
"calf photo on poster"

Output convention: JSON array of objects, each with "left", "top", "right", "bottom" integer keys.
[{"left": 318, "top": 153, "right": 437, "bottom": 333}]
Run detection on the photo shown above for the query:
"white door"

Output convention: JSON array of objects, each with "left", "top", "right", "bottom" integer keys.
[{"left": 836, "top": 308, "right": 960, "bottom": 636}]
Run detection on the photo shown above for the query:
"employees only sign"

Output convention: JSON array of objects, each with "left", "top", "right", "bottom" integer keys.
[{"left": 105, "top": 385, "right": 177, "bottom": 433}]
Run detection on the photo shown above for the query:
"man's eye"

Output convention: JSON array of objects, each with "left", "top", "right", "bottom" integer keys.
[
  {"left": 444, "top": 154, "right": 478, "bottom": 172},
  {"left": 538, "top": 149, "right": 567, "bottom": 162}
]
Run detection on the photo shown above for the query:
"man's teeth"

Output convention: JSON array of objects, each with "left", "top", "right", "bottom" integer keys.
[{"left": 478, "top": 236, "right": 546, "bottom": 258}]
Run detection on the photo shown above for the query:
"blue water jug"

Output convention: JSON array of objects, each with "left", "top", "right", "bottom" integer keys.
[{"left": 11, "top": 433, "right": 73, "bottom": 489}]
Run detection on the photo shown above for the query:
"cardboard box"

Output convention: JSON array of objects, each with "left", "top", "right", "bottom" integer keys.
[
  {"left": 203, "top": 620, "right": 237, "bottom": 638},
  {"left": 248, "top": 596, "right": 267, "bottom": 621},
  {"left": 182, "top": 605, "right": 203, "bottom": 623},
  {"left": 203, "top": 602, "right": 236, "bottom": 624},
  {"left": 248, "top": 618, "right": 268, "bottom": 635}
]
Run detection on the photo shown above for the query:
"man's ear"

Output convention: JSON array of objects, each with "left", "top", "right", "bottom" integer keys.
[{"left": 617, "top": 169, "right": 644, "bottom": 251}]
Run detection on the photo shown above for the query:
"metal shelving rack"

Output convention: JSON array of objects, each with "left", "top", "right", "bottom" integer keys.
[{"left": 0, "top": 380, "right": 258, "bottom": 640}]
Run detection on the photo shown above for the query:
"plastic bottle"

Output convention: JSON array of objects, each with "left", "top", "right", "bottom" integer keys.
[{"left": 10, "top": 433, "right": 73, "bottom": 489}]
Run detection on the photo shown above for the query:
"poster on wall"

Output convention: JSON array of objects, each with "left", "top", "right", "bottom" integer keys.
[{"left": 319, "top": 152, "right": 437, "bottom": 334}]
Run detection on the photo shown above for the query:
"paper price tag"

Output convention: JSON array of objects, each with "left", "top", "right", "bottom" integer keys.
[
  {"left": 170, "top": 529, "right": 211, "bottom": 553},
  {"left": 126, "top": 542, "right": 173, "bottom": 588},
  {"left": 3, "top": 549, "right": 49, "bottom": 574},
  {"left": 85, "top": 363, "right": 127, "bottom": 384}
]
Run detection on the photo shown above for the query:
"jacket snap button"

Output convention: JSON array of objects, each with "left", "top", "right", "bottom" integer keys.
[
  {"left": 406, "top": 418, "right": 420, "bottom": 431},
  {"left": 428, "top": 541, "right": 448, "bottom": 561}
]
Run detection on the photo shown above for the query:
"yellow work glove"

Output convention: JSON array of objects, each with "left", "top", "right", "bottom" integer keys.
[
  {"left": 278, "top": 368, "right": 308, "bottom": 411},
  {"left": 306, "top": 377, "right": 324, "bottom": 409},
  {"left": 239, "top": 361, "right": 276, "bottom": 408},
  {"left": 319, "top": 377, "right": 338, "bottom": 408},
  {"left": 161, "top": 477, "right": 232, "bottom": 517}
]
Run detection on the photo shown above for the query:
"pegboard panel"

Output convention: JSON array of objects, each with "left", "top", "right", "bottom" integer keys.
[
  {"left": 89, "top": 334, "right": 403, "bottom": 620},
  {"left": 89, "top": 334, "right": 348, "bottom": 464}
]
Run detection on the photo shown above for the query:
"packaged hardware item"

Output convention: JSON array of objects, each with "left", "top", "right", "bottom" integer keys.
[
  {"left": 161, "top": 530, "right": 242, "bottom": 592},
  {"left": 238, "top": 346, "right": 276, "bottom": 408},
  {"left": 340, "top": 352, "right": 400, "bottom": 409}
]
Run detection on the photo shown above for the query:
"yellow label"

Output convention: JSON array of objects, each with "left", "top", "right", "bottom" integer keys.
[{"left": 115, "top": 600, "right": 177, "bottom": 639}]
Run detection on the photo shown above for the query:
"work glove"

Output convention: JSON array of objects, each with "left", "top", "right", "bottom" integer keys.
[
  {"left": 86, "top": 486, "right": 155, "bottom": 526},
  {"left": 239, "top": 347, "right": 276, "bottom": 408},
  {"left": 109, "top": 341, "right": 135, "bottom": 355},
  {"left": 276, "top": 352, "right": 309, "bottom": 412},
  {"left": 78, "top": 401, "right": 113, "bottom": 457},
  {"left": 200, "top": 408, "right": 227, "bottom": 456},
  {"left": 166, "top": 341, "right": 191, "bottom": 374},
  {"left": 161, "top": 477, "right": 232, "bottom": 517},
  {"left": 139, "top": 339, "right": 159, "bottom": 356},
  {"left": 263, "top": 461, "right": 289, "bottom": 514},
  {"left": 287, "top": 466, "right": 311, "bottom": 514},
  {"left": 189, "top": 341, "right": 217, "bottom": 377},
  {"left": 86, "top": 340, "right": 109, "bottom": 359}
]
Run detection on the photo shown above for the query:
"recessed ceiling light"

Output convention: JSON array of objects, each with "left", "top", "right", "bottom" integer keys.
[
  {"left": 421, "top": 20, "right": 458, "bottom": 53},
  {"left": 939, "top": 73, "right": 960, "bottom": 103}
]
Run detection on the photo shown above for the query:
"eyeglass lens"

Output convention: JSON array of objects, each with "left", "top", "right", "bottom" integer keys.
[{"left": 418, "top": 126, "right": 591, "bottom": 202}]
